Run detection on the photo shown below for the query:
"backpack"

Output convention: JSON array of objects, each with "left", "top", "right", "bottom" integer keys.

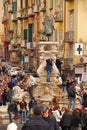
[{"left": 67, "top": 86, "right": 75, "bottom": 97}]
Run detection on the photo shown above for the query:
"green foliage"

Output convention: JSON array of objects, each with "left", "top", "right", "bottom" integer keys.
[{"left": 18, "top": 51, "right": 23, "bottom": 62}]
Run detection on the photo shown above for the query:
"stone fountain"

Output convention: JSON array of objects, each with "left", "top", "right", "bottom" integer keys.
[{"left": 33, "top": 41, "right": 62, "bottom": 104}]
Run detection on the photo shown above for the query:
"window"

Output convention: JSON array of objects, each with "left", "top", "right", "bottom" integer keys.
[
  {"left": 12, "top": 2, "right": 17, "bottom": 14},
  {"left": 28, "top": 24, "right": 34, "bottom": 43},
  {"left": 59, "top": 29, "right": 63, "bottom": 44},
  {"left": 55, "top": 0, "right": 63, "bottom": 12},
  {"left": 25, "top": 0, "right": 28, "bottom": 8},
  {"left": 70, "top": 10, "right": 74, "bottom": 31},
  {"left": 32, "top": 0, "right": 35, "bottom": 5}
]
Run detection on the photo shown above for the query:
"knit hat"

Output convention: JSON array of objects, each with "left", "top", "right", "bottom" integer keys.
[{"left": 7, "top": 123, "right": 17, "bottom": 130}]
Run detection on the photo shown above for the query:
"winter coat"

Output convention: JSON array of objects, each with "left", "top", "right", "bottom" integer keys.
[
  {"left": 22, "top": 115, "right": 49, "bottom": 130},
  {"left": 43, "top": 116, "right": 59, "bottom": 130},
  {"left": 60, "top": 112, "right": 71, "bottom": 127},
  {"left": 81, "top": 109, "right": 87, "bottom": 127}
]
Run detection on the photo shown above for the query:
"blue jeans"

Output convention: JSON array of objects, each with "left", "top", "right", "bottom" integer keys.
[
  {"left": 47, "top": 71, "right": 51, "bottom": 82},
  {"left": 8, "top": 111, "right": 12, "bottom": 123},
  {"left": 68, "top": 97, "right": 76, "bottom": 110}
]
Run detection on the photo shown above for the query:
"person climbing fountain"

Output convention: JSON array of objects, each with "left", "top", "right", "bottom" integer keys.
[{"left": 45, "top": 58, "right": 53, "bottom": 82}]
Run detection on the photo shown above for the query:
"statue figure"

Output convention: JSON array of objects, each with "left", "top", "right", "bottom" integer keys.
[{"left": 42, "top": 15, "right": 54, "bottom": 37}]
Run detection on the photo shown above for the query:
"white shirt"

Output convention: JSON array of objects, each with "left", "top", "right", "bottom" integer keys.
[
  {"left": 52, "top": 110, "right": 62, "bottom": 122},
  {"left": 27, "top": 75, "right": 36, "bottom": 86}
]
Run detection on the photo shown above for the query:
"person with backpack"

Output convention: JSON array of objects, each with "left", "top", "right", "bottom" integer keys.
[
  {"left": 8, "top": 76, "right": 16, "bottom": 103},
  {"left": 67, "top": 80, "right": 77, "bottom": 110}
]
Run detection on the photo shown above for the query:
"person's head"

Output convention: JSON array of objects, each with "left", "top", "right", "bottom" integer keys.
[
  {"left": 54, "top": 104, "right": 60, "bottom": 111},
  {"left": 33, "top": 106, "right": 41, "bottom": 115},
  {"left": 7, "top": 123, "right": 17, "bottom": 130},
  {"left": 41, "top": 105, "right": 49, "bottom": 117}
]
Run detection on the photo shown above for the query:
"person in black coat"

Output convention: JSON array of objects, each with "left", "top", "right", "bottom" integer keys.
[
  {"left": 71, "top": 108, "right": 82, "bottom": 130},
  {"left": 22, "top": 106, "right": 49, "bottom": 130},
  {"left": 41, "top": 106, "right": 59, "bottom": 130},
  {"left": 55, "top": 57, "right": 62, "bottom": 76},
  {"left": 81, "top": 107, "right": 87, "bottom": 130},
  {"left": 45, "top": 58, "right": 53, "bottom": 82},
  {"left": 60, "top": 108, "right": 72, "bottom": 130}
]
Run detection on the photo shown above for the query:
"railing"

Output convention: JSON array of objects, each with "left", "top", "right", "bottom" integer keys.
[
  {"left": 28, "top": 8, "right": 35, "bottom": 17},
  {"left": 8, "top": 4, "right": 12, "bottom": 13},
  {"left": 26, "top": 42, "right": 36, "bottom": 49},
  {"left": 2, "top": 15, "right": 9, "bottom": 24},
  {"left": 39, "top": 1, "right": 46, "bottom": 12},
  {"left": 65, "top": 0, "right": 73, "bottom": 2},
  {"left": 54, "top": 11, "right": 63, "bottom": 22},
  {"left": 64, "top": 31, "right": 74, "bottom": 43},
  {"left": 64, "top": 58, "right": 73, "bottom": 66},
  {"left": 33, "top": 4, "right": 39, "bottom": 13},
  {"left": 11, "top": 14, "right": 17, "bottom": 22}
]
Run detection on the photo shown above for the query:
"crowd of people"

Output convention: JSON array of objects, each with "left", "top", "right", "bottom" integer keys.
[
  {"left": 6, "top": 100, "right": 87, "bottom": 130},
  {"left": 0, "top": 62, "right": 87, "bottom": 130}
]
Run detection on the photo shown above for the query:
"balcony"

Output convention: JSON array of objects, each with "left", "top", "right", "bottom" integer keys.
[
  {"left": 26, "top": 42, "right": 36, "bottom": 50},
  {"left": 39, "top": 1, "right": 46, "bottom": 12},
  {"left": 64, "top": 58, "right": 73, "bottom": 67},
  {"left": 65, "top": 0, "right": 73, "bottom": 2},
  {"left": 2, "top": 16, "right": 9, "bottom": 24},
  {"left": 64, "top": 31, "right": 74, "bottom": 43},
  {"left": 8, "top": 27, "right": 14, "bottom": 34},
  {"left": 33, "top": 5, "right": 39, "bottom": 13},
  {"left": 22, "top": 11, "right": 28, "bottom": 20},
  {"left": 28, "top": 8, "right": 35, "bottom": 17},
  {"left": 54, "top": 11, "right": 63, "bottom": 22},
  {"left": 17, "top": 12, "right": 22, "bottom": 20},
  {"left": 8, "top": 4, "right": 13, "bottom": 13},
  {"left": 21, "top": 40, "right": 26, "bottom": 48},
  {"left": 11, "top": 14, "right": 17, "bottom": 22}
]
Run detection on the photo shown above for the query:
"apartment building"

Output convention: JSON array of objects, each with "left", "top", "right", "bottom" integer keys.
[
  {"left": 64, "top": 0, "right": 87, "bottom": 80},
  {"left": 0, "top": 0, "right": 5, "bottom": 61},
  {"left": 2, "top": 0, "right": 87, "bottom": 80}
]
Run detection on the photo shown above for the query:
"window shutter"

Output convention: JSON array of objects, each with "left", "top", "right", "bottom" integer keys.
[
  {"left": 23, "top": 29, "right": 27, "bottom": 40},
  {"left": 50, "top": 0, "right": 53, "bottom": 9},
  {"left": 12, "top": 2, "right": 17, "bottom": 14}
]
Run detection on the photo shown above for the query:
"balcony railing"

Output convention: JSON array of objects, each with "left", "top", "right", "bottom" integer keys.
[
  {"left": 8, "top": 4, "right": 13, "bottom": 13},
  {"left": 11, "top": 14, "right": 17, "bottom": 22},
  {"left": 22, "top": 11, "right": 28, "bottom": 20},
  {"left": 39, "top": 1, "right": 46, "bottom": 12},
  {"left": 2, "top": 15, "right": 9, "bottom": 24},
  {"left": 65, "top": 0, "right": 73, "bottom": 2},
  {"left": 33, "top": 5, "right": 39, "bottom": 13},
  {"left": 21, "top": 40, "right": 26, "bottom": 48},
  {"left": 54, "top": 11, "right": 63, "bottom": 22},
  {"left": 64, "top": 58, "right": 73, "bottom": 66},
  {"left": 26, "top": 42, "right": 36, "bottom": 49},
  {"left": 17, "top": 12, "right": 22, "bottom": 20},
  {"left": 64, "top": 31, "right": 74, "bottom": 43},
  {"left": 28, "top": 8, "right": 35, "bottom": 17}
]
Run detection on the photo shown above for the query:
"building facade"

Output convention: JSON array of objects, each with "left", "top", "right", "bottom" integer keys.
[{"left": 1, "top": 0, "right": 87, "bottom": 80}]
